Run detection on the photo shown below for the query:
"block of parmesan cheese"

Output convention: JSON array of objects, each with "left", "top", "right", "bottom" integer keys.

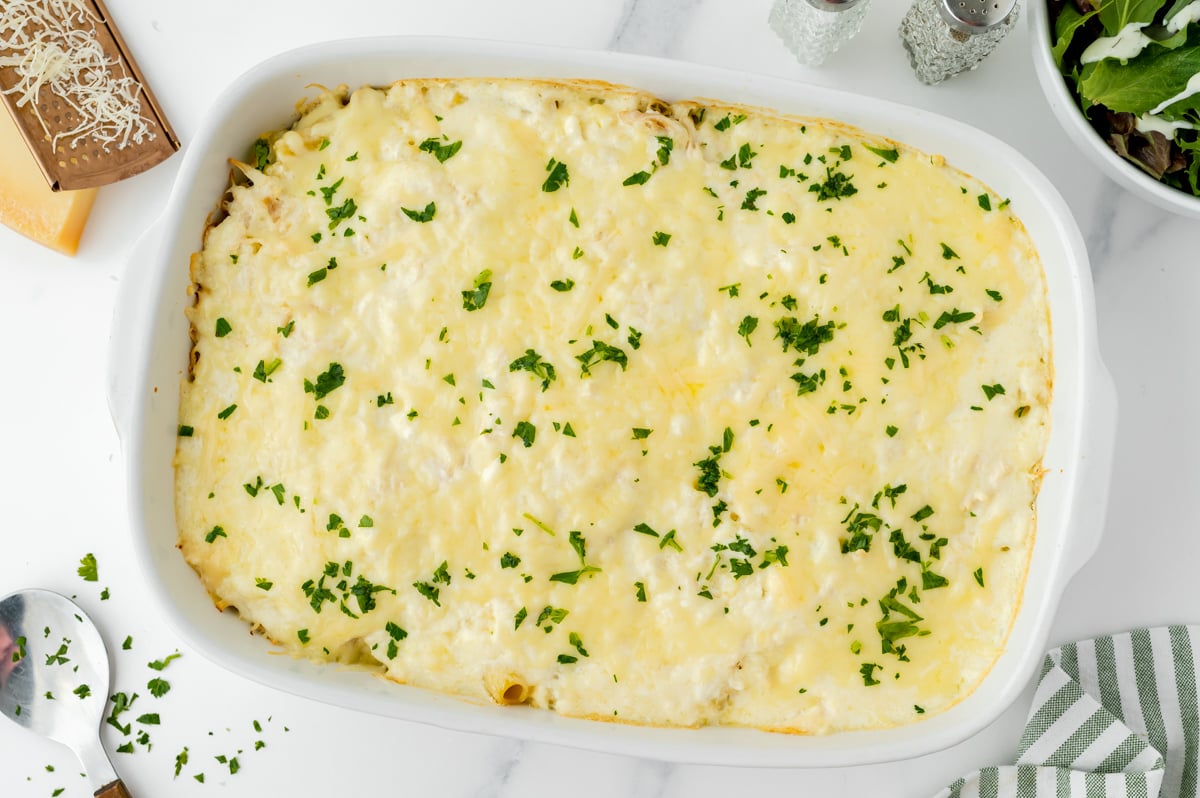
[{"left": 0, "top": 107, "right": 96, "bottom": 255}]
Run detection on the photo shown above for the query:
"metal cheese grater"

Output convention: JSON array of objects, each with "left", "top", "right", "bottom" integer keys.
[
  {"left": 899, "top": 0, "right": 1020, "bottom": 85},
  {"left": 769, "top": 0, "right": 874, "bottom": 68},
  {"left": 0, "top": 0, "right": 178, "bottom": 191}
]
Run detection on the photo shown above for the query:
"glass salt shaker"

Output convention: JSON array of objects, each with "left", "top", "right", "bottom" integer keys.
[
  {"left": 769, "top": 0, "right": 873, "bottom": 68},
  {"left": 899, "top": 0, "right": 1019, "bottom": 85}
]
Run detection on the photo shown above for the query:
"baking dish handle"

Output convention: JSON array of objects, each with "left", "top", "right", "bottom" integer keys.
[
  {"left": 1065, "top": 355, "right": 1118, "bottom": 577},
  {"left": 106, "top": 221, "right": 164, "bottom": 444}
]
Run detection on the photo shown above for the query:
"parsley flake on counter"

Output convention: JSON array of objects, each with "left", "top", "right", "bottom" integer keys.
[{"left": 78, "top": 553, "right": 98, "bottom": 582}]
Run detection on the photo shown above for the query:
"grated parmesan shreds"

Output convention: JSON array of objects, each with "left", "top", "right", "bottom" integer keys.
[{"left": 0, "top": 0, "right": 154, "bottom": 153}]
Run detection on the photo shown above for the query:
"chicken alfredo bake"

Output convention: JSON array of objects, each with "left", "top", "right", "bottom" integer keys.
[{"left": 175, "top": 78, "right": 1052, "bottom": 734}]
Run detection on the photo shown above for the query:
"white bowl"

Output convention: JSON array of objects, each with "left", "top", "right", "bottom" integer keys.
[
  {"left": 107, "top": 36, "right": 1117, "bottom": 767},
  {"left": 1029, "top": 1, "right": 1200, "bottom": 219}
]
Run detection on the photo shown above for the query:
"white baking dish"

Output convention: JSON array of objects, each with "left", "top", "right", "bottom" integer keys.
[{"left": 107, "top": 36, "right": 1116, "bottom": 767}]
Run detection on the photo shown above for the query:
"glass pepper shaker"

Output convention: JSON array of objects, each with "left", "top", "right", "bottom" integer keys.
[
  {"left": 769, "top": 0, "right": 873, "bottom": 68},
  {"left": 899, "top": 0, "right": 1020, "bottom": 85}
]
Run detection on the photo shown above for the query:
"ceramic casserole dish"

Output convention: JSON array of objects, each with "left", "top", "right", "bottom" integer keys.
[{"left": 107, "top": 36, "right": 1117, "bottom": 767}]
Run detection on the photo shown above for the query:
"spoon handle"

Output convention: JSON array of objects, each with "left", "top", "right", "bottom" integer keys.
[{"left": 95, "top": 779, "right": 132, "bottom": 798}]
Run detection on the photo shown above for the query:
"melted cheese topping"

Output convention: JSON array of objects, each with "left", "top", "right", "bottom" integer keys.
[{"left": 176, "top": 79, "right": 1051, "bottom": 734}]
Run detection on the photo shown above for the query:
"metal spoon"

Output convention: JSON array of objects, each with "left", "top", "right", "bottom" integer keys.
[{"left": 0, "top": 589, "right": 131, "bottom": 797}]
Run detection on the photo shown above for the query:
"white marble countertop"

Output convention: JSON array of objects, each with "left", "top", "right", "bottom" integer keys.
[{"left": 2, "top": 1, "right": 1198, "bottom": 795}]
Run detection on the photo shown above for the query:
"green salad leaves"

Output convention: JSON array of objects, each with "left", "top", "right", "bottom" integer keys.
[{"left": 1049, "top": 0, "right": 1200, "bottom": 196}]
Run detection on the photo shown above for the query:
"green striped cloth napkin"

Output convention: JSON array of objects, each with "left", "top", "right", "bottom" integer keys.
[{"left": 936, "top": 626, "right": 1197, "bottom": 798}]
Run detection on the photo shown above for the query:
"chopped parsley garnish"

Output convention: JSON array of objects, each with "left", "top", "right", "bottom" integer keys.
[
  {"left": 254, "top": 578, "right": 273, "bottom": 591},
  {"left": 932, "top": 309, "right": 975, "bottom": 329},
  {"left": 278, "top": 320, "right": 295, "bottom": 337},
  {"left": 631, "top": 427, "right": 653, "bottom": 440},
  {"left": 215, "top": 317, "right": 232, "bottom": 337},
  {"left": 982, "top": 383, "right": 1006, "bottom": 400},
  {"left": 886, "top": 425, "right": 899, "bottom": 437},
  {"left": 693, "top": 427, "right": 733, "bottom": 498},
  {"left": 252, "top": 358, "right": 282, "bottom": 383},
  {"left": 741, "top": 187, "right": 767, "bottom": 210},
  {"left": 500, "top": 552, "right": 521, "bottom": 569},
  {"left": 514, "top": 607, "right": 528, "bottom": 629},
  {"left": 569, "top": 208, "right": 579, "bottom": 227},
  {"left": 177, "top": 425, "right": 194, "bottom": 437},
  {"left": 418, "top": 137, "right": 463, "bottom": 162},
  {"left": 217, "top": 404, "right": 237, "bottom": 420},
  {"left": 775, "top": 315, "right": 835, "bottom": 356},
  {"left": 509, "top": 349, "right": 557, "bottom": 390},
  {"left": 549, "top": 566, "right": 601, "bottom": 585},
  {"left": 304, "top": 362, "right": 345, "bottom": 400},
  {"left": 550, "top": 279, "right": 575, "bottom": 292},
  {"left": 863, "top": 144, "right": 900, "bottom": 163},
  {"left": 401, "top": 202, "right": 437, "bottom": 223},
  {"left": 513, "top": 420, "right": 537, "bottom": 448},
  {"left": 652, "top": 231, "right": 671, "bottom": 247},
  {"left": 986, "top": 289, "right": 1004, "bottom": 302},
  {"left": 809, "top": 167, "right": 857, "bottom": 201},
  {"left": 252, "top": 137, "right": 270, "bottom": 170},
  {"left": 974, "top": 568, "right": 985, "bottom": 587},
  {"left": 623, "top": 170, "right": 652, "bottom": 186},
  {"left": 575, "top": 340, "right": 628, "bottom": 376},
  {"left": 860, "top": 663, "right": 882, "bottom": 686},
  {"left": 656, "top": 135, "right": 674, "bottom": 165},
  {"left": 461, "top": 269, "right": 493, "bottom": 312},
  {"left": 635, "top": 581, "right": 647, "bottom": 602},
  {"left": 737, "top": 315, "right": 759, "bottom": 346},
  {"left": 922, "top": 569, "right": 949, "bottom": 590},
  {"left": 325, "top": 197, "right": 358, "bottom": 230},
  {"left": 713, "top": 113, "right": 746, "bottom": 132},
  {"left": 77, "top": 553, "right": 98, "bottom": 582},
  {"left": 940, "top": 243, "right": 960, "bottom": 260},
  {"left": 978, "top": 194, "right": 992, "bottom": 211},
  {"left": 542, "top": 158, "right": 570, "bottom": 192}
]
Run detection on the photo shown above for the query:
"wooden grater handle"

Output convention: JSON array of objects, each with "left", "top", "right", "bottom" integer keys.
[{"left": 95, "top": 779, "right": 132, "bottom": 798}]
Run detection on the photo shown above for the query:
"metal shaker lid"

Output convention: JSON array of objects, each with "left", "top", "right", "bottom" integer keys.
[
  {"left": 938, "top": 0, "right": 1017, "bottom": 34},
  {"left": 804, "top": 0, "right": 868, "bottom": 11}
]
